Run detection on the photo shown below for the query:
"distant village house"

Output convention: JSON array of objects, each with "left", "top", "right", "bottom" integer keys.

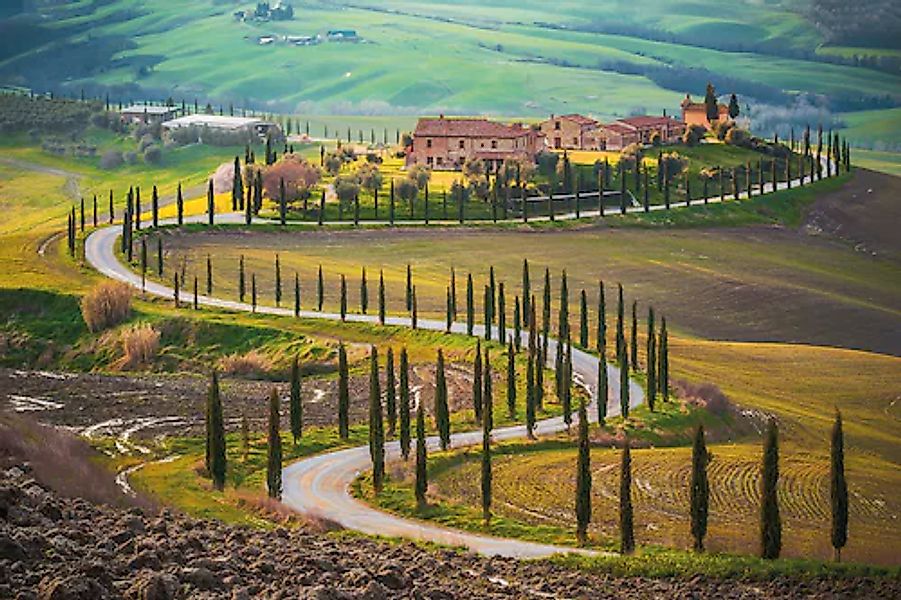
[
  {"left": 327, "top": 30, "right": 359, "bottom": 42},
  {"left": 681, "top": 94, "right": 730, "bottom": 130},
  {"left": 119, "top": 104, "right": 180, "bottom": 125},
  {"left": 539, "top": 114, "right": 600, "bottom": 150}
]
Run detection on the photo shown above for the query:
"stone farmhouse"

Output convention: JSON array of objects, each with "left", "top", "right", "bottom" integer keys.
[
  {"left": 406, "top": 116, "right": 544, "bottom": 171},
  {"left": 543, "top": 113, "right": 684, "bottom": 151},
  {"left": 680, "top": 93, "right": 730, "bottom": 129},
  {"left": 119, "top": 104, "right": 180, "bottom": 125},
  {"left": 539, "top": 114, "right": 600, "bottom": 150}
]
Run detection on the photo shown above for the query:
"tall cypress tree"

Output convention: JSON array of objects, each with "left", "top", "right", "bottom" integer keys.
[
  {"left": 151, "top": 185, "right": 159, "bottom": 228},
  {"left": 411, "top": 285, "right": 418, "bottom": 329},
  {"left": 279, "top": 177, "right": 287, "bottom": 225},
  {"left": 368, "top": 346, "right": 385, "bottom": 494},
  {"left": 562, "top": 339, "right": 573, "bottom": 432},
  {"left": 522, "top": 259, "right": 530, "bottom": 328},
  {"left": 274, "top": 254, "right": 282, "bottom": 307},
  {"left": 484, "top": 285, "right": 492, "bottom": 341},
  {"left": 659, "top": 317, "right": 669, "bottom": 402},
  {"left": 414, "top": 399, "right": 427, "bottom": 508},
  {"left": 506, "top": 341, "right": 516, "bottom": 418},
  {"left": 446, "top": 286, "right": 452, "bottom": 333},
  {"left": 466, "top": 273, "right": 475, "bottom": 335},
  {"left": 630, "top": 300, "right": 638, "bottom": 371},
  {"left": 831, "top": 410, "right": 848, "bottom": 562},
  {"left": 647, "top": 307, "right": 657, "bottom": 412},
  {"left": 472, "top": 340, "right": 483, "bottom": 422},
  {"left": 405, "top": 264, "right": 413, "bottom": 312},
  {"left": 483, "top": 347, "right": 493, "bottom": 432},
  {"left": 378, "top": 270, "right": 386, "bottom": 325},
  {"left": 579, "top": 289, "right": 588, "bottom": 348},
  {"left": 317, "top": 265, "right": 324, "bottom": 311},
  {"left": 232, "top": 156, "right": 243, "bottom": 211},
  {"left": 290, "top": 356, "right": 302, "bottom": 444},
  {"left": 526, "top": 345, "right": 536, "bottom": 439},
  {"left": 385, "top": 348, "right": 397, "bottom": 435},
  {"left": 597, "top": 357, "right": 607, "bottom": 426},
  {"left": 450, "top": 266, "right": 457, "bottom": 320},
  {"left": 620, "top": 439, "right": 635, "bottom": 554},
  {"left": 251, "top": 273, "right": 256, "bottom": 312},
  {"left": 619, "top": 340, "right": 630, "bottom": 419},
  {"left": 238, "top": 255, "right": 245, "bottom": 302},
  {"left": 267, "top": 388, "right": 283, "bottom": 499},
  {"left": 340, "top": 274, "right": 347, "bottom": 321},
  {"left": 206, "top": 255, "right": 213, "bottom": 296},
  {"left": 435, "top": 349, "right": 451, "bottom": 450},
  {"left": 513, "top": 297, "right": 521, "bottom": 352},
  {"left": 338, "top": 343, "right": 349, "bottom": 439},
  {"left": 399, "top": 348, "right": 411, "bottom": 460},
  {"left": 690, "top": 424, "right": 709, "bottom": 552},
  {"left": 481, "top": 368, "right": 492, "bottom": 525},
  {"left": 360, "top": 267, "right": 368, "bottom": 314},
  {"left": 497, "top": 282, "right": 506, "bottom": 344},
  {"left": 597, "top": 280, "right": 606, "bottom": 355},
  {"left": 760, "top": 419, "right": 781, "bottom": 559},
  {"left": 207, "top": 179, "right": 214, "bottom": 226},
  {"left": 542, "top": 268, "right": 551, "bottom": 358},
  {"left": 294, "top": 273, "right": 300, "bottom": 317},
  {"left": 616, "top": 284, "right": 624, "bottom": 359},
  {"left": 208, "top": 370, "right": 226, "bottom": 491},
  {"left": 575, "top": 397, "right": 591, "bottom": 544}
]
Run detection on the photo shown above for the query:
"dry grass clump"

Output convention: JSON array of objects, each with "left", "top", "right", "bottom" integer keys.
[
  {"left": 121, "top": 323, "right": 161, "bottom": 368},
  {"left": 218, "top": 349, "right": 274, "bottom": 377},
  {"left": 81, "top": 281, "right": 132, "bottom": 332}
]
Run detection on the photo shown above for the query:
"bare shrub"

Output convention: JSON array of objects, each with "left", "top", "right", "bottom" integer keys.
[
  {"left": 218, "top": 349, "right": 274, "bottom": 377},
  {"left": 81, "top": 281, "right": 132, "bottom": 332},
  {"left": 673, "top": 380, "right": 733, "bottom": 417},
  {"left": 121, "top": 324, "right": 161, "bottom": 368}
]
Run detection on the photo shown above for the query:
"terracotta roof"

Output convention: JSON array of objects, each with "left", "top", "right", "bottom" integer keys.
[
  {"left": 598, "top": 123, "right": 637, "bottom": 135},
  {"left": 617, "top": 115, "right": 681, "bottom": 128},
  {"left": 414, "top": 117, "right": 532, "bottom": 139},
  {"left": 557, "top": 113, "right": 598, "bottom": 127}
]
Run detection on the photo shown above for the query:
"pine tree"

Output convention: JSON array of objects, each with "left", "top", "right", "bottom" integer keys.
[
  {"left": 338, "top": 343, "right": 349, "bottom": 439},
  {"left": 522, "top": 259, "right": 531, "bottom": 328},
  {"left": 597, "top": 280, "right": 606, "bottom": 355},
  {"left": 317, "top": 265, "right": 324, "bottom": 311},
  {"left": 760, "top": 418, "right": 781, "bottom": 559},
  {"left": 466, "top": 273, "right": 474, "bottom": 335},
  {"left": 481, "top": 370, "right": 492, "bottom": 524},
  {"left": 647, "top": 307, "right": 656, "bottom": 412},
  {"left": 399, "top": 348, "right": 411, "bottom": 460},
  {"left": 575, "top": 397, "right": 591, "bottom": 544},
  {"left": 208, "top": 370, "right": 226, "bottom": 491},
  {"left": 620, "top": 439, "right": 635, "bottom": 554},
  {"left": 290, "top": 356, "right": 302, "bottom": 444},
  {"left": 274, "top": 254, "right": 282, "bottom": 307},
  {"left": 340, "top": 274, "right": 347, "bottom": 321},
  {"left": 239, "top": 255, "right": 245, "bottom": 302},
  {"left": 385, "top": 348, "right": 397, "bottom": 435},
  {"left": 831, "top": 410, "right": 848, "bottom": 562},
  {"left": 619, "top": 340, "right": 630, "bottom": 419},
  {"left": 579, "top": 289, "right": 588, "bottom": 348},
  {"left": 472, "top": 340, "right": 483, "bottom": 422},
  {"left": 368, "top": 346, "right": 385, "bottom": 493},
  {"left": 597, "top": 357, "right": 607, "bottom": 426},
  {"left": 267, "top": 388, "right": 283, "bottom": 499},
  {"left": 690, "top": 424, "right": 709, "bottom": 552},
  {"left": 506, "top": 341, "right": 516, "bottom": 417},
  {"left": 378, "top": 270, "right": 386, "bottom": 325},
  {"left": 415, "top": 399, "right": 428, "bottom": 508},
  {"left": 435, "top": 349, "right": 451, "bottom": 450}
]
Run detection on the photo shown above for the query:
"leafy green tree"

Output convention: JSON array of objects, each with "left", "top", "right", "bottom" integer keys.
[
  {"left": 368, "top": 346, "right": 385, "bottom": 494},
  {"left": 415, "top": 399, "right": 428, "bottom": 508},
  {"left": 620, "top": 439, "right": 635, "bottom": 554},
  {"left": 267, "top": 387, "right": 283, "bottom": 499},
  {"left": 435, "top": 349, "right": 451, "bottom": 450},
  {"left": 399, "top": 348, "right": 411, "bottom": 460},
  {"left": 831, "top": 410, "right": 848, "bottom": 562},
  {"left": 506, "top": 341, "right": 516, "bottom": 418},
  {"left": 338, "top": 343, "right": 349, "bottom": 439},
  {"left": 290, "top": 356, "right": 302, "bottom": 443},
  {"left": 207, "top": 370, "right": 226, "bottom": 491},
  {"left": 691, "top": 424, "right": 709, "bottom": 551},
  {"left": 760, "top": 419, "right": 782, "bottom": 559},
  {"left": 576, "top": 397, "right": 591, "bottom": 544}
]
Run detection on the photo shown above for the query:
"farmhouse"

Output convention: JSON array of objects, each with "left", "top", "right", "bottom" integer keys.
[
  {"left": 617, "top": 115, "right": 684, "bottom": 145},
  {"left": 539, "top": 114, "right": 600, "bottom": 150},
  {"left": 327, "top": 30, "right": 358, "bottom": 42},
  {"left": 161, "top": 114, "right": 279, "bottom": 140},
  {"left": 681, "top": 94, "right": 730, "bottom": 129},
  {"left": 406, "top": 116, "right": 543, "bottom": 171},
  {"left": 119, "top": 104, "right": 179, "bottom": 124},
  {"left": 595, "top": 122, "right": 641, "bottom": 152}
]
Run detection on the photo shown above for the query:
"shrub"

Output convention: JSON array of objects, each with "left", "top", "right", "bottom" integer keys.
[
  {"left": 649, "top": 130, "right": 662, "bottom": 147},
  {"left": 81, "top": 281, "right": 132, "bottom": 332},
  {"left": 396, "top": 178, "right": 419, "bottom": 203},
  {"left": 725, "top": 127, "right": 751, "bottom": 147},
  {"left": 99, "top": 150, "right": 124, "bottom": 170},
  {"left": 407, "top": 164, "right": 431, "bottom": 188},
  {"left": 262, "top": 155, "right": 321, "bottom": 200},
  {"left": 137, "top": 134, "right": 156, "bottom": 152},
  {"left": 660, "top": 152, "right": 688, "bottom": 181},
  {"left": 143, "top": 145, "right": 163, "bottom": 164},
  {"left": 682, "top": 124, "right": 707, "bottom": 147},
  {"left": 712, "top": 120, "right": 734, "bottom": 141},
  {"left": 120, "top": 324, "right": 160, "bottom": 368},
  {"left": 124, "top": 151, "right": 139, "bottom": 165},
  {"left": 218, "top": 349, "right": 274, "bottom": 377},
  {"left": 323, "top": 152, "right": 343, "bottom": 176}
]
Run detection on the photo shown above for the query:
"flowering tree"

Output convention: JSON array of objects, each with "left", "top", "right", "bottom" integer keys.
[{"left": 262, "top": 155, "right": 321, "bottom": 201}]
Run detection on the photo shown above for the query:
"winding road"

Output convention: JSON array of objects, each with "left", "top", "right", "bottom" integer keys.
[{"left": 83, "top": 158, "right": 835, "bottom": 558}]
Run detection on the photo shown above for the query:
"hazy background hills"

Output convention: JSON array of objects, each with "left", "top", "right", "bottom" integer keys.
[{"left": 1, "top": 0, "right": 899, "bottom": 147}]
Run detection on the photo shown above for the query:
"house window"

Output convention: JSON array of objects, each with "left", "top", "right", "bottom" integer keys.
[
  {"left": 491, "top": 140, "right": 498, "bottom": 149},
  {"left": 458, "top": 140, "right": 465, "bottom": 149},
  {"left": 426, "top": 138, "right": 432, "bottom": 148},
  {"left": 554, "top": 121, "right": 561, "bottom": 130},
  {"left": 573, "top": 137, "right": 578, "bottom": 145},
  {"left": 437, "top": 157, "right": 444, "bottom": 165},
  {"left": 427, "top": 156, "right": 433, "bottom": 166}
]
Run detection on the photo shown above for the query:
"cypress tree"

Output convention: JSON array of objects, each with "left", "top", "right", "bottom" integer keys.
[
  {"left": 338, "top": 343, "right": 349, "bottom": 439},
  {"left": 831, "top": 410, "right": 848, "bottom": 562},
  {"left": 294, "top": 273, "right": 300, "bottom": 317},
  {"left": 405, "top": 264, "right": 413, "bottom": 312},
  {"left": 378, "top": 270, "right": 385, "bottom": 325},
  {"left": 497, "top": 282, "right": 506, "bottom": 344},
  {"left": 399, "top": 348, "right": 411, "bottom": 460},
  {"left": 575, "top": 397, "right": 591, "bottom": 544},
  {"left": 597, "top": 357, "right": 607, "bottom": 426},
  {"left": 473, "top": 340, "right": 483, "bottom": 422},
  {"left": 435, "top": 349, "right": 451, "bottom": 450},
  {"left": 151, "top": 185, "right": 159, "bottom": 228},
  {"left": 579, "top": 289, "right": 588, "bottom": 348},
  {"left": 109, "top": 189, "right": 114, "bottom": 224},
  {"left": 690, "top": 424, "right": 709, "bottom": 552},
  {"left": 446, "top": 286, "right": 452, "bottom": 333},
  {"left": 279, "top": 178, "right": 287, "bottom": 225},
  {"left": 251, "top": 273, "right": 257, "bottom": 312},
  {"left": 513, "top": 296, "right": 521, "bottom": 352},
  {"left": 526, "top": 346, "right": 536, "bottom": 439},
  {"left": 267, "top": 388, "right": 283, "bottom": 499},
  {"left": 274, "top": 254, "right": 281, "bottom": 307},
  {"left": 193, "top": 276, "right": 198, "bottom": 310},
  {"left": 562, "top": 339, "right": 573, "bottom": 432},
  {"left": 620, "top": 439, "right": 634, "bottom": 554},
  {"left": 317, "top": 265, "right": 324, "bottom": 311},
  {"left": 239, "top": 255, "right": 245, "bottom": 302},
  {"left": 157, "top": 236, "right": 164, "bottom": 276},
  {"left": 615, "top": 283, "right": 624, "bottom": 359},
  {"left": 619, "top": 340, "right": 630, "bottom": 419},
  {"left": 92, "top": 194, "right": 97, "bottom": 227},
  {"left": 450, "top": 266, "right": 457, "bottom": 320},
  {"left": 488, "top": 266, "right": 496, "bottom": 326},
  {"left": 542, "top": 268, "right": 551, "bottom": 359},
  {"left": 597, "top": 280, "right": 606, "bottom": 355},
  {"left": 208, "top": 370, "right": 226, "bottom": 491},
  {"left": 135, "top": 187, "right": 141, "bottom": 230},
  {"left": 385, "top": 348, "right": 396, "bottom": 435},
  {"left": 484, "top": 285, "right": 492, "bottom": 341},
  {"left": 411, "top": 286, "right": 418, "bottom": 330},
  {"left": 522, "top": 259, "right": 531, "bottom": 328},
  {"left": 659, "top": 317, "right": 669, "bottom": 402},
  {"left": 760, "top": 419, "right": 781, "bottom": 559},
  {"left": 290, "top": 356, "right": 302, "bottom": 444},
  {"left": 414, "top": 399, "right": 427, "bottom": 508},
  {"left": 630, "top": 300, "right": 638, "bottom": 371},
  {"left": 535, "top": 326, "right": 545, "bottom": 410},
  {"left": 174, "top": 273, "right": 180, "bottom": 307},
  {"left": 140, "top": 238, "right": 147, "bottom": 291},
  {"left": 244, "top": 181, "right": 252, "bottom": 225},
  {"left": 368, "top": 346, "right": 385, "bottom": 494},
  {"left": 232, "top": 156, "right": 243, "bottom": 211},
  {"left": 207, "top": 179, "right": 214, "bottom": 226},
  {"left": 360, "top": 267, "right": 368, "bottom": 314},
  {"left": 206, "top": 255, "right": 213, "bottom": 296},
  {"left": 340, "top": 274, "right": 347, "bottom": 321},
  {"left": 481, "top": 369, "right": 492, "bottom": 525},
  {"left": 466, "top": 273, "right": 474, "bottom": 335},
  {"left": 483, "top": 347, "right": 493, "bottom": 432},
  {"left": 647, "top": 307, "right": 656, "bottom": 411},
  {"left": 506, "top": 341, "right": 516, "bottom": 417}
]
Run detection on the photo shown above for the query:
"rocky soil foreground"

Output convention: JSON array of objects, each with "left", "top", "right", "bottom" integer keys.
[{"left": 1, "top": 466, "right": 897, "bottom": 599}]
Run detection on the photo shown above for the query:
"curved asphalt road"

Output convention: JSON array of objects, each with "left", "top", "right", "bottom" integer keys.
[{"left": 85, "top": 160, "right": 834, "bottom": 558}]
